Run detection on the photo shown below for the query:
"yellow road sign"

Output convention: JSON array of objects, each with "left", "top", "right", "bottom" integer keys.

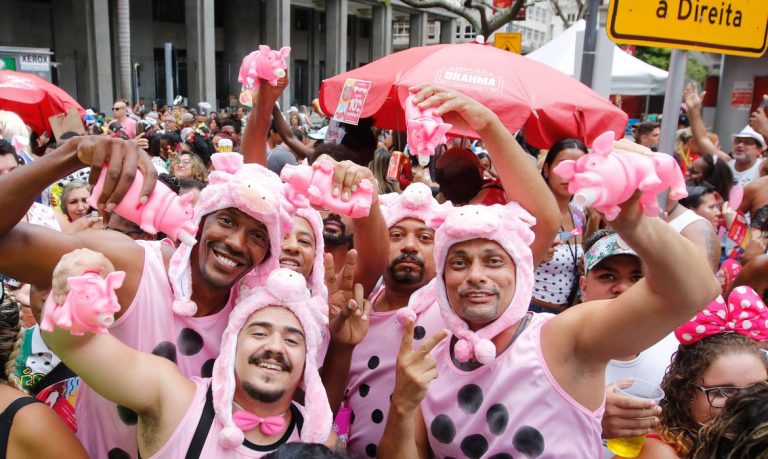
[
  {"left": 607, "top": 0, "right": 768, "bottom": 57},
  {"left": 494, "top": 32, "right": 522, "bottom": 54}
]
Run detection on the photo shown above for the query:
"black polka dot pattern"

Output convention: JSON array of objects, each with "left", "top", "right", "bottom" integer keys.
[
  {"left": 486, "top": 403, "right": 509, "bottom": 435},
  {"left": 371, "top": 408, "right": 384, "bottom": 424},
  {"left": 365, "top": 443, "right": 377, "bottom": 457},
  {"left": 513, "top": 425, "right": 545, "bottom": 457},
  {"left": 413, "top": 325, "right": 426, "bottom": 340},
  {"left": 488, "top": 454, "right": 513, "bottom": 459},
  {"left": 151, "top": 341, "right": 177, "bottom": 363},
  {"left": 107, "top": 448, "right": 131, "bottom": 459},
  {"left": 460, "top": 433, "right": 489, "bottom": 459},
  {"left": 177, "top": 328, "right": 204, "bottom": 356},
  {"left": 350, "top": 410, "right": 356, "bottom": 424},
  {"left": 116, "top": 405, "right": 138, "bottom": 425},
  {"left": 367, "top": 356, "right": 380, "bottom": 370},
  {"left": 359, "top": 384, "right": 370, "bottom": 397},
  {"left": 457, "top": 384, "right": 483, "bottom": 414},
  {"left": 430, "top": 414, "right": 456, "bottom": 444},
  {"left": 201, "top": 358, "right": 215, "bottom": 378}
]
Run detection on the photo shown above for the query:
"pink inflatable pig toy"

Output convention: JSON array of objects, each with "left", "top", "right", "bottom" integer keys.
[
  {"left": 87, "top": 166, "right": 197, "bottom": 245},
  {"left": 238, "top": 45, "right": 291, "bottom": 106},
  {"left": 40, "top": 271, "right": 125, "bottom": 336},
  {"left": 405, "top": 94, "right": 453, "bottom": 166},
  {"left": 280, "top": 160, "right": 374, "bottom": 218},
  {"left": 553, "top": 131, "right": 687, "bottom": 221}
]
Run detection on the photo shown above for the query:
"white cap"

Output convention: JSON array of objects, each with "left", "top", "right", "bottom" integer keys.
[
  {"left": 308, "top": 126, "right": 328, "bottom": 140},
  {"left": 733, "top": 125, "right": 766, "bottom": 149}
]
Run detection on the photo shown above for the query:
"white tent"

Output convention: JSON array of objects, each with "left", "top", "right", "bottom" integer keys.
[{"left": 527, "top": 20, "right": 668, "bottom": 95}]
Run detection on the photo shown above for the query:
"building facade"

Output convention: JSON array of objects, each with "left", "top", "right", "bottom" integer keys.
[{"left": 0, "top": 0, "right": 469, "bottom": 112}]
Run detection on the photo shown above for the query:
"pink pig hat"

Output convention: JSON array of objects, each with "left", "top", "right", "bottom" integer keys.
[
  {"left": 379, "top": 182, "right": 452, "bottom": 324},
  {"left": 434, "top": 202, "right": 536, "bottom": 364},
  {"left": 169, "top": 153, "right": 294, "bottom": 316},
  {"left": 213, "top": 268, "right": 332, "bottom": 448},
  {"left": 379, "top": 182, "right": 452, "bottom": 230}
]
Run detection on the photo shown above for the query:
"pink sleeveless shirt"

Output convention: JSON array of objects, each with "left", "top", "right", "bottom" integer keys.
[
  {"left": 75, "top": 241, "right": 236, "bottom": 458},
  {"left": 345, "top": 286, "right": 446, "bottom": 459},
  {"left": 421, "top": 313, "right": 604, "bottom": 458},
  {"left": 150, "top": 377, "right": 304, "bottom": 458}
]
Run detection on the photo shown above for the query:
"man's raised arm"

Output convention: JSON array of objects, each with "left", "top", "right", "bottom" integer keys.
[{"left": 407, "top": 84, "right": 560, "bottom": 265}]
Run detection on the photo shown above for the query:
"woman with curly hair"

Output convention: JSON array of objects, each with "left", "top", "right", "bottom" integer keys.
[
  {"left": 170, "top": 151, "right": 208, "bottom": 183},
  {"left": 691, "top": 381, "right": 768, "bottom": 459},
  {"left": 635, "top": 287, "right": 768, "bottom": 458},
  {"left": 0, "top": 285, "right": 87, "bottom": 457}
]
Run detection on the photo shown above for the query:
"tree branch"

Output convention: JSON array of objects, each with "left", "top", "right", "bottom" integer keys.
[
  {"left": 549, "top": 0, "right": 571, "bottom": 27},
  {"left": 485, "top": 0, "right": 526, "bottom": 34},
  {"left": 399, "top": 0, "right": 481, "bottom": 31}
]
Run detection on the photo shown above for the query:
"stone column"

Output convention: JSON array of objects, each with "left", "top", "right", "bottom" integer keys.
[
  {"left": 326, "top": 0, "right": 348, "bottom": 76},
  {"left": 371, "top": 4, "right": 392, "bottom": 59},
  {"left": 265, "top": 0, "right": 291, "bottom": 108},
  {"left": 186, "top": 0, "right": 217, "bottom": 108},
  {"left": 409, "top": 11, "right": 428, "bottom": 47},
  {"left": 439, "top": 18, "right": 456, "bottom": 44},
  {"left": 89, "top": 0, "right": 114, "bottom": 109}
]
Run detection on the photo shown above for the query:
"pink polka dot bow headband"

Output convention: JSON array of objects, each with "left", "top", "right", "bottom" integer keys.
[{"left": 676, "top": 286, "right": 768, "bottom": 345}]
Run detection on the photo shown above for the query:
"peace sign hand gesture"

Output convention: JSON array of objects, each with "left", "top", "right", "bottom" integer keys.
[
  {"left": 391, "top": 319, "right": 448, "bottom": 413},
  {"left": 326, "top": 249, "right": 372, "bottom": 347}
]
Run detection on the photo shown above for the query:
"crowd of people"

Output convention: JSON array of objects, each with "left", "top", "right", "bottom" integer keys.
[{"left": 0, "top": 66, "right": 766, "bottom": 459}]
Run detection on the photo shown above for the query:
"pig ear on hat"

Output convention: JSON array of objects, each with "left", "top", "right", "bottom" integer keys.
[{"left": 591, "top": 131, "right": 617, "bottom": 156}]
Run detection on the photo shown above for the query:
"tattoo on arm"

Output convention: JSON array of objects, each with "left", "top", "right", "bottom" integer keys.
[{"left": 701, "top": 225, "right": 720, "bottom": 273}]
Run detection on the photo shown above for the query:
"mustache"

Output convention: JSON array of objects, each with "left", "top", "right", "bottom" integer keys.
[
  {"left": 458, "top": 286, "right": 497, "bottom": 296},
  {"left": 391, "top": 252, "right": 425, "bottom": 268},
  {"left": 249, "top": 351, "right": 293, "bottom": 372},
  {"left": 322, "top": 215, "right": 347, "bottom": 233},
  {"left": 210, "top": 242, "right": 247, "bottom": 263}
]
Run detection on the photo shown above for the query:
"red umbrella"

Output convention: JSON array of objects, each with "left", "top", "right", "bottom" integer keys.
[
  {"left": 0, "top": 70, "right": 85, "bottom": 136},
  {"left": 319, "top": 43, "right": 627, "bottom": 147}
]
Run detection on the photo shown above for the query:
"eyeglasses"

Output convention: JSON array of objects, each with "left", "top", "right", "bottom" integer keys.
[
  {"left": 112, "top": 106, "right": 124, "bottom": 111},
  {"left": 177, "top": 159, "right": 192, "bottom": 166},
  {"left": 734, "top": 138, "right": 759, "bottom": 146},
  {"left": 695, "top": 382, "right": 765, "bottom": 408}
]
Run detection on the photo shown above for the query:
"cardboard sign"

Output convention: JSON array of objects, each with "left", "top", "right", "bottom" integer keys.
[
  {"left": 49, "top": 108, "right": 85, "bottom": 140},
  {"left": 332, "top": 78, "right": 372, "bottom": 126}
]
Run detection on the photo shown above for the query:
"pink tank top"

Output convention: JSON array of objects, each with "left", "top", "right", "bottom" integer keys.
[
  {"left": 150, "top": 377, "right": 304, "bottom": 458},
  {"left": 345, "top": 287, "right": 445, "bottom": 459},
  {"left": 421, "top": 313, "right": 604, "bottom": 458},
  {"left": 75, "top": 241, "right": 236, "bottom": 458}
]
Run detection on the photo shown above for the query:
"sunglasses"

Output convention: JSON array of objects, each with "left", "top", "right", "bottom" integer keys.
[{"left": 112, "top": 107, "right": 125, "bottom": 111}]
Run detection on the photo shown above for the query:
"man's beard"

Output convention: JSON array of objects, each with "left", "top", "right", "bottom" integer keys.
[
  {"left": 387, "top": 252, "right": 426, "bottom": 285},
  {"left": 242, "top": 381, "right": 285, "bottom": 403},
  {"left": 323, "top": 215, "right": 353, "bottom": 247},
  {"left": 242, "top": 351, "right": 294, "bottom": 403}
]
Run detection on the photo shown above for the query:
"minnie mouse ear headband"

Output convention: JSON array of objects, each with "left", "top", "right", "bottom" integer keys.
[
  {"left": 213, "top": 269, "right": 332, "bottom": 448},
  {"left": 676, "top": 286, "right": 768, "bottom": 345},
  {"left": 433, "top": 202, "right": 536, "bottom": 364},
  {"left": 379, "top": 182, "right": 451, "bottom": 230},
  {"left": 168, "top": 153, "right": 294, "bottom": 316}
]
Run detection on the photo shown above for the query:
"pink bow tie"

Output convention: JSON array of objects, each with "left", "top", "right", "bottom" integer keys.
[
  {"left": 232, "top": 410, "right": 287, "bottom": 436},
  {"left": 676, "top": 286, "right": 768, "bottom": 345}
]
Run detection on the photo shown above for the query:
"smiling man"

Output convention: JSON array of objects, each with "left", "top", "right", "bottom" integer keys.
[
  {"left": 380, "top": 194, "right": 720, "bottom": 458},
  {"left": 0, "top": 136, "right": 292, "bottom": 458},
  {"left": 44, "top": 267, "right": 332, "bottom": 458}
]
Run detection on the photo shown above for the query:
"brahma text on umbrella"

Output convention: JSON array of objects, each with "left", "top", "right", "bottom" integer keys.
[{"left": 655, "top": 0, "right": 743, "bottom": 27}]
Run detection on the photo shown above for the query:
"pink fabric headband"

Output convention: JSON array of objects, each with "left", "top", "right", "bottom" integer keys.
[{"left": 676, "top": 286, "right": 768, "bottom": 345}]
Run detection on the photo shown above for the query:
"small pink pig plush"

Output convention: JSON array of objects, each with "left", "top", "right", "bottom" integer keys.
[
  {"left": 405, "top": 94, "right": 453, "bottom": 166},
  {"left": 87, "top": 167, "right": 197, "bottom": 245},
  {"left": 40, "top": 271, "right": 125, "bottom": 336},
  {"left": 238, "top": 45, "right": 291, "bottom": 105},
  {"left": 553, "top": 131, "right": 687, "bottom": 221},
  {"left": 281, "top": 159, "right": 374, "bottom": 218}
]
